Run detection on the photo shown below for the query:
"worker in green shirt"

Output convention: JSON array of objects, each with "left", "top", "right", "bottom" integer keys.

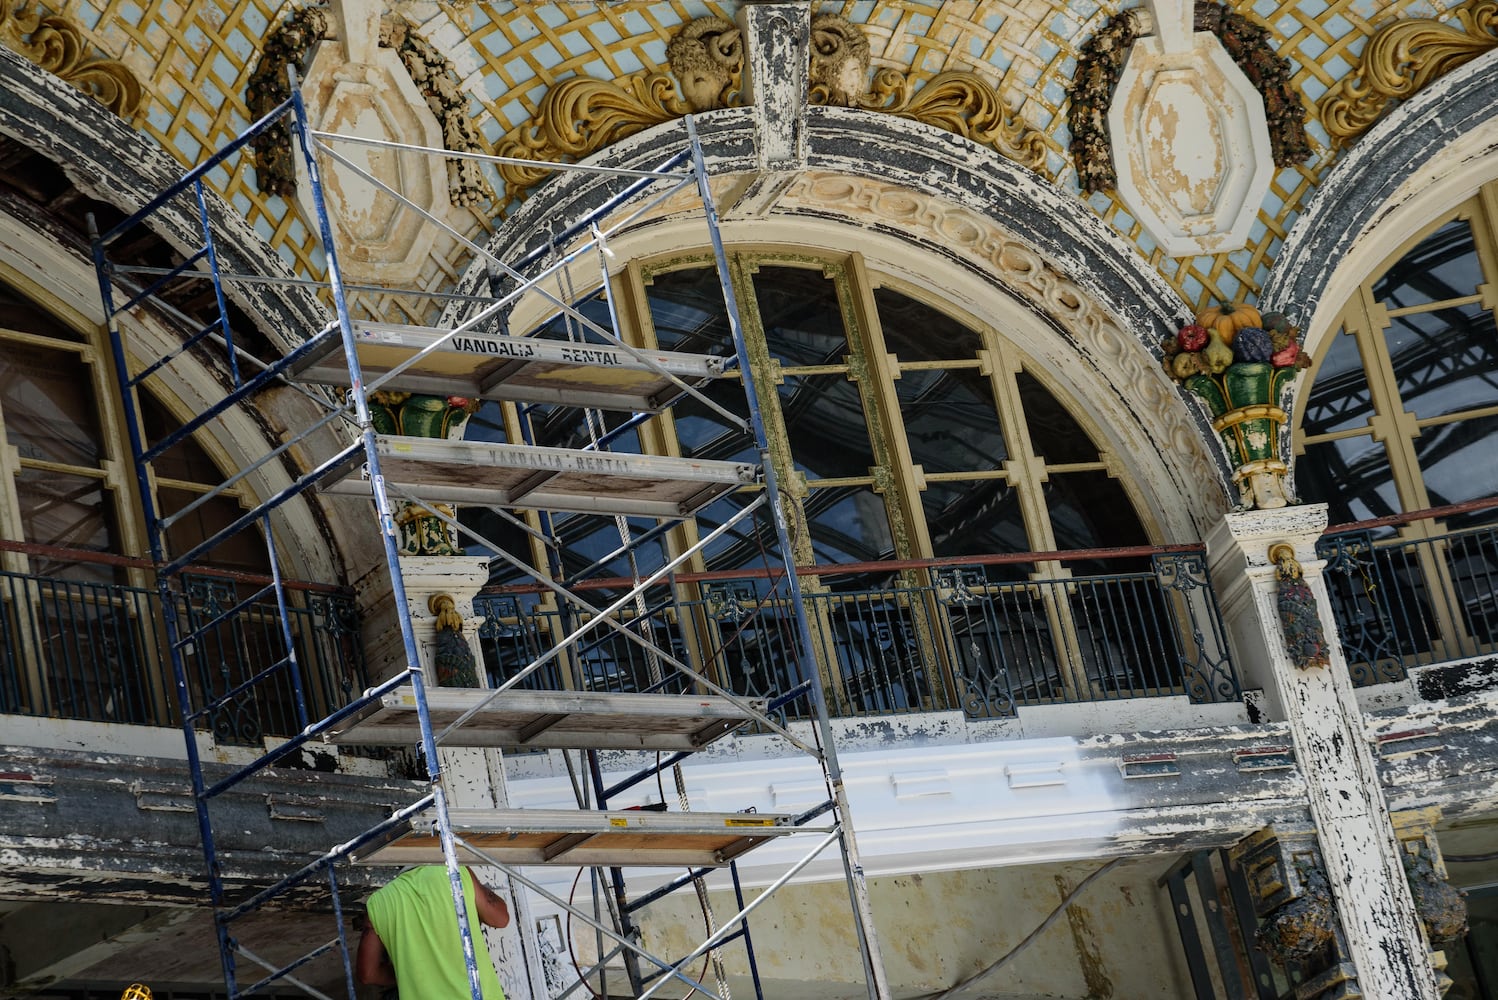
[{"left": 356, "top": 865, "right": 509, "bottom": 998}]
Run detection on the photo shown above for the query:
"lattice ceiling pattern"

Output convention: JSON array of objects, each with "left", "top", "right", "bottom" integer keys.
[{"left": 44, "top": 0, "right": 1469, "bottom": 311}]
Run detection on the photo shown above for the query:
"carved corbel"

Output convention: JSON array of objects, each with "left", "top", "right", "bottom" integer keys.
[
  {"left": 1270, "top": 542, "right": 1332, "bottom": 671},
  {"left": 428, "top": 593, "right": 480, "bottom": 688},
  {"left": 809, "top": 12, "right": 870, "bottom": 107},
  {"left": 808, "top": 12, "right": 1048, "bottom": 171},
  {"left": 1393, "top": 810, "right": 1469, "bottom": 949},
  {"left": 1230, "top": 826, "right": 1350, "bottom": 990},
  {"left": 497, "top": 13, "right": 744, "bottom": 200}
]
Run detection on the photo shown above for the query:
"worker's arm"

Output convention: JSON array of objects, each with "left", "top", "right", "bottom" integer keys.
[
  {"left": 470, "top": 874, "right": 510, "bottom": 929},
  {"left": 355, "top": 925, "right": 397, "bottom": 987}
]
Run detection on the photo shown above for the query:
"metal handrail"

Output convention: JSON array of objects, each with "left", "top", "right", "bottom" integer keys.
[
  {"left": 0, "top": 556, "right": 366, "bottom": 740},
  {"left": 474, "top": 547, "right": 1237, "bottom": 721}
]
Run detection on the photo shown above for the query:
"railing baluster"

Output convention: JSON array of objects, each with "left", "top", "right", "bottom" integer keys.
[{"left": 0, "top": 537, "right": 1269, "bottom": 727}]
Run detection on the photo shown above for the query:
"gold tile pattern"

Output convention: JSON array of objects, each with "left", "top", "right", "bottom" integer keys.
[{"left": 38, "top": 0, "right": 1471, "bottom": 310}]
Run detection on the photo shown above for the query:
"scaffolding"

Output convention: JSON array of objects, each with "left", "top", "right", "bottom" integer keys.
[{"left": 89, "top": 74, "right": 890, "bottom": 1000}]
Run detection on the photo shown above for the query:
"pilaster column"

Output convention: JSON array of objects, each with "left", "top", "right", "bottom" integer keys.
[
  {"left": 400, "top": 555, "right": 545, "bottom": 1000},
  {"left": 722, "top": 2, "right": 808, "bottom": 218},
  {"left": 1208, "top": 504, "right": 1439, "bottom": 999},
  {"left": 740, "top": 2, "right": 808, "bottom": 171}
]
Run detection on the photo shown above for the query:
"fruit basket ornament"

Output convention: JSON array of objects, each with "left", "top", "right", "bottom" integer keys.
[{"left": 1161, "top": 301, "right": 1312, "bottom": 510}]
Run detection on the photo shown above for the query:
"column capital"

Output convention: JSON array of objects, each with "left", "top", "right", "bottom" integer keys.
[
  {"left": 1208, "top": 502, "right": 1329, "bottom": 571},
  {"left": 397, "top": 554, "right": 491, "bottom": 616}
]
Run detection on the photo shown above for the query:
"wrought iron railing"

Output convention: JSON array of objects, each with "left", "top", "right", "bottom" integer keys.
[
  {"left": 475, "top": 547, "right": 1238, "bottom": 721},
  {"left": 0, "top": 542, "right": 366, "bottom": 744},
  {"left": 1318, "top": 500, "right": 1498, "bottom": 685},
  {"left": 2, "top": 540, "right": 1235, "bottom": 736}
]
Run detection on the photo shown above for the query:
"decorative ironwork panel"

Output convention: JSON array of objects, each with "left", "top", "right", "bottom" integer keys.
[
  {"left": 0, "top": 570, "right": 164, "bottom": 726},
  {"left": 1317, "top": 530, "right": 1413, "bottom": 684},
  {"left": 474, "top": 594, "right": 563, "bottom": 692},
  {"left": 701, "top": 583, "right": 806, "bottom": 724},
  {"left": 1440, "top": 523, "right": 1498, "bottom": 649},
  {"left": 300, "top": 591, "right": 367, "bottom": 714},
  {"left": 1153, "top": 552, "right": 1240, "bottom": 703},
  {"left": 810, "top": 590, "right": 936, "bottom": 715}
]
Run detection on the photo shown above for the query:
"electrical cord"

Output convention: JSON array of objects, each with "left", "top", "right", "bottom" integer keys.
[{"left": 916, "top": 857, "right": 1124, "bottom": 1000}]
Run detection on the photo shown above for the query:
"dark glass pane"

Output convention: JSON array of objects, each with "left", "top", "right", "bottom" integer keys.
[
  {"left": 1302, "top": 328, "right": 1373, "bottom": 436},
  {"left": 898, "top": 368, "right": 1007, "bottom": 473},
  {"left": 1017, "top": 370, "right": 1099, "bottom": 464},
  {"left": 1297, "top": 436, "right": 1400, "bottom": 523},
  {"left": 524, "top": 403, "right": 640, "bottom": 453},
  {"left": 1416, "top": 412, "right": 1498, "bottom": 509},
  {"left": 140, "top": 395, "right": 277, "bottom": 574},
  {"left": 0, "top": 279, "right": 83, "bottom": 341},
  {"left": 922, "top": 479, "right": 1029, "bottom": 575},
  {"left": 874, "top": 287, "right": 983, "bottom": 360},
  {"left": 529, "top": 291, "right": 615, "bottom": 345},
  {"left": 672, "top": 379, "right": 755, "bottom": 464},
  {"left": 694, "top": 492, "right": 774, "bottom": 573},
  {"left": 646, "top": 266, "right": 734, "bottom": 356},
  {"left": 1373, "top": 218, "right": 1482, "bottom": 308},
  {"left": 777, "top": 374, "right": 875, "bottom": 478},
  {"left": 804, "top": 486, "right": 893, "bottom": 564},
  {"left": 468, "top": 507, "right": 664, "bottom": 592},
  {"left": 141, "top": 394, "right": 223, "bottom": 483},
  {"left": 464, "top": 400, "right": 509, "bottom": 444},
  {"left": 752, "top": 265, "right": 848, "bottom": 367},
  {"left": 15, "top": 468, "right": 120, "bottom": 581},
  {"left": 156, "top": 486, "right": 271, "bottom": 573},
  {"left": 0, "top": 342, "right": 104, "bottom": 467},
  {"left": 548, "top": 512, "right": 664, "bottom": 583},
  {"left": 459, "top": 504, "right": 536, "bottom": 587},
  {"left": 1043, "top": 472, "right": 1149, "bottom": 563},
  {"left": 1385, "top": 304, "right": 1498, "bottom": 420}
]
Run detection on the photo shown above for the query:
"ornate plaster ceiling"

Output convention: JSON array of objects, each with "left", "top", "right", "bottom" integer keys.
[{"left": 6, "top": 0, "right": 1488, "bottom": 313}]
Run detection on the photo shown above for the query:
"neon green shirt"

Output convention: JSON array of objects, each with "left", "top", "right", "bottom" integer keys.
[{"left": 366, "top": 866, "right": 506, "bottom": 1000}]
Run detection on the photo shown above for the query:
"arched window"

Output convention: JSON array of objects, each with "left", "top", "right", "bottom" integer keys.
[
  {"left": 464, "top": 250, "right": 1207, "bottom": 718},
  {"left": 0, "top": 274, "right": 286, "bottom": 730},
  {"left": 1298, "top": 180, "right": 1498, "bottom": 674},
  {"left": 466, "top": 252, "right": 1152, "bottom": 578}
]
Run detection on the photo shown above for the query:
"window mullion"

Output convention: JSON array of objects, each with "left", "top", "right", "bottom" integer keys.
[
  {"left": 731, "top": 255, "right": 811, "bottom": 564},
  {"left": 1348, "top": 286, "right": 1433, "bottom": 516},
  {"left": 843, "top": 254, "right": 924, "bottom": 564},
  {"left": 984, "top": 341, "right": 1055, "bottom": 553}
]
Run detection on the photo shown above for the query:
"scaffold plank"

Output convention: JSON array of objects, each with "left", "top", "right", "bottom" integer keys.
[
  {"left": 321, "top": 435, "right": 756, "bottom": 517},
  {"left": 290, "top": 322, "right": 728, "bottom": 412},
  {"left": 327, "top": 687, "right": 765, "bottom": 751},
  {"left": 353, "top": 808, "right": 804, "bottom": 868}
]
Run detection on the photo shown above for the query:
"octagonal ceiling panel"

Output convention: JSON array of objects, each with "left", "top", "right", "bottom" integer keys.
[
  {"left": 294, "top": 41, "right": 448, "bottom": 281},
  {"left": 1107, "top": 29, "right": 1275, "bottom": 258}
]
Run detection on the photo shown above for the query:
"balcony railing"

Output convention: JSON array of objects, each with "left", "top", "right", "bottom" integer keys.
[
  {"left": 0, "top": 541, "right": 367, "bottom": 744},
  {"left": 16, "top": 499, "right": 1494, "bottom": 741},
  {"left": 1318, "top": 498, "right": 1498, "bottom": 686},
  {"left": 1, "top": 539, "right": 1237, "bottom": 739},
  {"left": 476, "top": 547, "right": 1239, "bottom": 722}
]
